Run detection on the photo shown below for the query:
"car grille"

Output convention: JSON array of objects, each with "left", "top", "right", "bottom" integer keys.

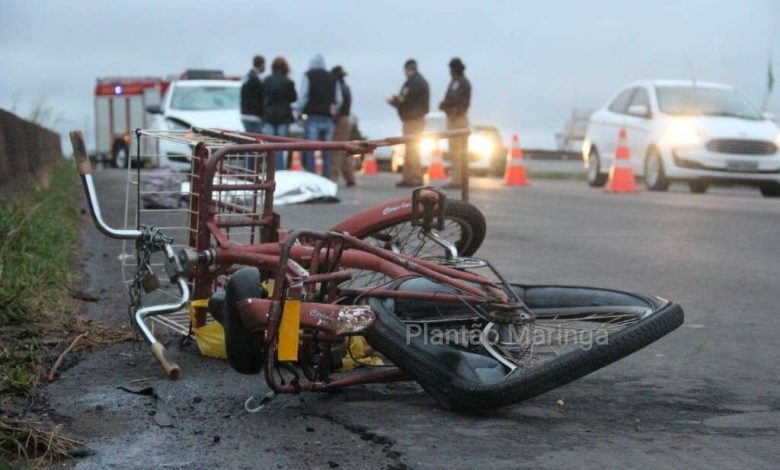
[{"left": 705, "top": 139, "right": 777, "bottom": 155}]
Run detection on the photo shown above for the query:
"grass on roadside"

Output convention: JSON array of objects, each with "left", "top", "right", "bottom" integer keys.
[
  {"left": 0, "top": 160, "right": 81, "bottom": 399},
  {"left": 0, "top": 160, "right": 132, "bottom": 466}
]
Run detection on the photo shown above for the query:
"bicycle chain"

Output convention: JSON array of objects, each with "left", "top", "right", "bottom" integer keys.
[{"left": 127, "top": 225, "right": 173, "bottom": 345}]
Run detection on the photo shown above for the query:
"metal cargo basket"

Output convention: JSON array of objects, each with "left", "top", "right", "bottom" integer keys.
[{"left": 120, "top": 128, "right": 278, "bottom": 355}]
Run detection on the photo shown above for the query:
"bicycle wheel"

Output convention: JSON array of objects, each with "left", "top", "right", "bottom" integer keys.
[
  {"left": 345, "top": 200, "right": 486, "bottom": 288},
  {"left": 364, "top": 282, "right": 684, "bottom": 410}
]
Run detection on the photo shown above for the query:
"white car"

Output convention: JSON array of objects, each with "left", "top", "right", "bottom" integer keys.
[
  {"left": 583, "top": 80, "right": 780, "bottom": 196},
  {"left": 145, "top": 79, "right": 243, "bottom": 170}
]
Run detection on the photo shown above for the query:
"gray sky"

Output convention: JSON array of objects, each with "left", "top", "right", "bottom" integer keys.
[{"left": 1, "top": 0, "right": 778, "bottom": 149}]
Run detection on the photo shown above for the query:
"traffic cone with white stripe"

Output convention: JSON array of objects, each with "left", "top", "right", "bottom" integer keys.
[
  {"left": 314, "top": 150, "right": 324, "bottom": 175},
  {"left": 504, "top": 134, "right": 529, "bottom": 186},
  {"left": 604, "top": 128, "right": 638, "bottom": 193},
  {"left": 290, "top": 151, "right": 303, "bottom": 171},
  {"left": 427, "top": 144, "right": 447, "bottom": 181},
  {"left": 361, "top": 151, "right": 378, "bottom": 175}
]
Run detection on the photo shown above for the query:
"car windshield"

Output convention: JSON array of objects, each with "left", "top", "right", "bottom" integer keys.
[
  {"left": 655, "top": 86, "right": 762, "bottom": 120},
  {"left": 170, "top": 85, "right": 240, "bottom": 111}
]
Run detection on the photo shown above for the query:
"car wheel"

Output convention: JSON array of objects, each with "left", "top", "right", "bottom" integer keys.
[
  {"left": 759, "top": 183, "right": 780, "bottom": 197},
  {"left": 587, "top": 148, "right": 608, "bottom": 187},
  {"left": 688, "top": 181, "right": 709, "bottom": 194},
  {"left": 644, "top": 149, "right": 669, "bottom": 191}
]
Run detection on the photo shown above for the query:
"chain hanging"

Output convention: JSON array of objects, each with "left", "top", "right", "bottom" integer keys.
[{"left": 127, "top": 225, "right": 174, "bottom": 345}]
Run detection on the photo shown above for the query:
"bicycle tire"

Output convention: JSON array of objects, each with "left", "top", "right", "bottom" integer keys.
[
  {"left": 357, "top": 200, "right": 487, "bottom": 257},
  {"left": 224, "top": 267, "right": 266, "bottom": 375},
  {"left": 343, "top": 200, "right": 486, "bottom": 289},
  {"left": 364, "top": 285, "right": 684, "bottom": 410}
]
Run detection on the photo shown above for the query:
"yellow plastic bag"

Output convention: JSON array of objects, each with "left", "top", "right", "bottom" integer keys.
[
  {"left": 190, "top": 299, "right": 227, "bottom": 359},
  {"left": 339, "top": 336, "right": 384, "bottom": 371}
]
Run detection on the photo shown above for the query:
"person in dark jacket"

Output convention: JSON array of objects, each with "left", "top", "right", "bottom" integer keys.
[
  {"left": 330, "top": 65, "right": 356, "bottom": 186},
  {"left": 388, "top": 59, "right": 429, "bottom": 187},
  {"left": 240, "top": 55, "right": 265, "bottom": 133},
  {"left": 263, "top": 57, "right": 297, "bottom": 170},
  {"left": 439, "top": 57, "right": 472, "bottom": 189},
  {"left": 296, "top": 53, "right": 342, "bottom": 176}
]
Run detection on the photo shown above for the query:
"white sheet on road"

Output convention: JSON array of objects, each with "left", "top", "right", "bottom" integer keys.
[
  {"left": 273, "top": 170, "right": 338, "bottom": 205},
  {"left": 156, "top": 169, "right": 339, "bottom": 209}
]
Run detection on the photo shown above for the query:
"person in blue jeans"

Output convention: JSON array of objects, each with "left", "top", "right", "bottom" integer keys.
[
  {"left": 262, "top": 57, "right": 297, "bottom": 170},
  {"left": 296, "top": 53, "right": 342, "bottom": 176}
]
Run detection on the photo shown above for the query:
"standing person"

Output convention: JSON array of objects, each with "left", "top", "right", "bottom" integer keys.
[
  {"left": 296, "top": 53, "right": 342, "bottom": 176},
  {"left": 263, "top": 57, "right": 297, "bottom": 170},
  {"left": 240, "top": 55, "right": 265, "bottom": 133},
  {"left": 439, "top": 57, "right": 471, "bottom": 189},
  {"left": 387, "top": 59, "right": 429, "bottom": 187},
  {"left": 330, "top": 65, "right": 356, "bottom": 186}
]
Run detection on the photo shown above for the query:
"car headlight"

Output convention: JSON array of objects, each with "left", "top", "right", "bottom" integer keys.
[
  {"left": 661, "top": 120, "right": 701, "bottom": 147},
  {"left": 468, "top": 134, "right": 495, "bottom": 159},
  {"left": 419, "top": 138, "right": 437, "bottom": 154},
  {"left": 774, "top": 132, "right": 780, "bottom": 148}
]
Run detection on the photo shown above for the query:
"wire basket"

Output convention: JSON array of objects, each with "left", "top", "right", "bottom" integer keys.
[{"left": 119, "top": 128, "right": 274, "bottom": 338}]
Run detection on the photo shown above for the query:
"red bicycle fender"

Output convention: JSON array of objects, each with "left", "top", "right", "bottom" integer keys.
[{"left": 329, "top": 196, "right": 414, "bottom": 237}]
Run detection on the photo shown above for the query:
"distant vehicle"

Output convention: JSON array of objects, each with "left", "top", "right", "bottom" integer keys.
[
  {"left": 556, "top": 108, "right": 592, "bottom": 153},
  {"left": 94, "top": 77, "right": 167, "bottom": 167},
  {"left": 583, "top": 80, "right": 780, "bottom": 196},
  {"left": 379, "top": 112, "right": 507, "bottom": 176},
  {"left": 145, "top": 77, "right": 243, "bottom": 170}
]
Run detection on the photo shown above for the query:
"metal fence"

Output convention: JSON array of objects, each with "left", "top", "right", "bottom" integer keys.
[{"left": 0, "top": 108, "right": 62, "bottom": 192}]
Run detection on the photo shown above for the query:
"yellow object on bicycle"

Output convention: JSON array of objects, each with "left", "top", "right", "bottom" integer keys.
[
  {"left": 189, "top": 299, "right": 226, "bottom": 359},
  {"left": 277, "top": 299, "right": 301, "bottom": 362}
]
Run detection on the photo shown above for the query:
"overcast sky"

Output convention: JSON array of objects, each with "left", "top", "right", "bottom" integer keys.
[{"left": 1, "top": 0, "right": 778, "bottom": 149}]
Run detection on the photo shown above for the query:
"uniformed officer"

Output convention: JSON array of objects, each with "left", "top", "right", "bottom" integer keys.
[
  {"left": 439, "top": 57, "right": 471, "bottom": 189},
  {"left": 387, "top": 59, "right": 430, "bottom": 187}
]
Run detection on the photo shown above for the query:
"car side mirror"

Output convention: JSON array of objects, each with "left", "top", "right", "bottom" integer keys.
[
  {"left": 627, "top": 104, "right": 650, "bottom": 118},
  {"left": 763, "top": 112, "right": 776, "bottom": 122},
  {"left": 146, "top": 104, "right": 162, "bottom": 115}
]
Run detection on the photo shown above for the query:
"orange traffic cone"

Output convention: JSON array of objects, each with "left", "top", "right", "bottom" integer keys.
[
  {"left": 504, "top": 134, "right": 529, "bottom": 186},
  {"left": 604, "top": 128, "right": 637, "bottom": 193},
  {"left": 361, "top": 151, "right": 378, "bottom": 175},
  {"left": 427, "top": 145, "right": 446, "bottom": 181},
  {"left": 314, "top": 150, "right": 324, "bottom": 175},
  {"left": 290, "top": 151, "right": 303, "bottom": 171}
]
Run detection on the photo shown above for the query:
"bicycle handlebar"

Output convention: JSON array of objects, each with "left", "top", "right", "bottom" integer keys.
[{"left": 69, "top": 131, "right": 143, "bottom": 240}]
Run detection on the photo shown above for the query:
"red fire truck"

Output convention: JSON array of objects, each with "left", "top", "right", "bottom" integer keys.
[
  {"left": 94, "top": 71, "right": 233, "bottom": 167},
  {"left": 94, "top": 77, "right": 169, "bottom": 167}
]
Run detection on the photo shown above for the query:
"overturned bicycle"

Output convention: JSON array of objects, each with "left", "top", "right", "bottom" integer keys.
[{"left": 70, "top": 127, "right": 684, "bottom": 410}]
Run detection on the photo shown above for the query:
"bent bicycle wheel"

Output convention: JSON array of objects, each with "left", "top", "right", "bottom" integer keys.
[
  {"left": 345, "top": 200, "right": 486, "bottom": 288},
  {"left": 364, "top": 283, "right": 684, "bottom": 410}
]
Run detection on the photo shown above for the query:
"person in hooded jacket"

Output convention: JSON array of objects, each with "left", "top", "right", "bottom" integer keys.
[
  {"left": 263, "top": 56, "right": 297, "bottom": 170},
  {"left": 296, "top": 53, "right": 342, "bottom": 177},
  {"left": 330, "top": 65, "right": 356, "bottom": 186}
]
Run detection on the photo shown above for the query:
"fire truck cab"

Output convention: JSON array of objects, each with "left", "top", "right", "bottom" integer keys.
[{"left": 94, "top": 77, "right": 170, "bottom": 167}]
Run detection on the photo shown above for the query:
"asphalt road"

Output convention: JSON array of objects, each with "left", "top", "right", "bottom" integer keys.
[{"left": 50, "top": 170, "right": 780, "bottom": 469}]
